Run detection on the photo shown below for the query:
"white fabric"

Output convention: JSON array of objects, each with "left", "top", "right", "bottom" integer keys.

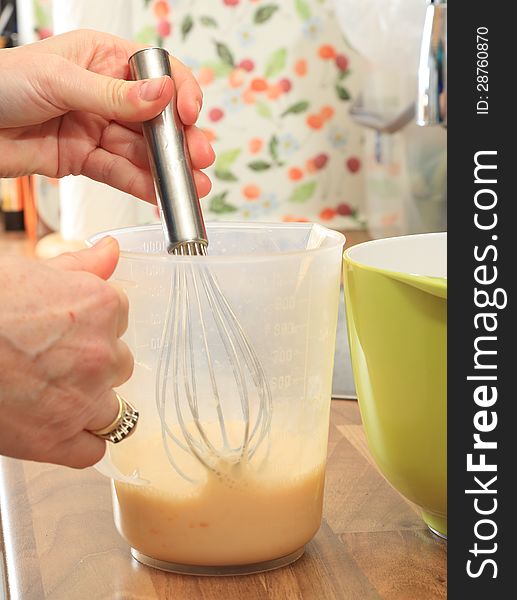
[{"left": 52, "top": 0, "right": 155, "bottom": 240}]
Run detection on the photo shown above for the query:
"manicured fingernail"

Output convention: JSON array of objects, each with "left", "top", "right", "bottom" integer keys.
[{"left": 139, "top": 77, "right": 167, "bottom": 102}]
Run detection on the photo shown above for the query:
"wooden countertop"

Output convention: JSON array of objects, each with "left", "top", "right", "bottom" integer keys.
[{"left": 0, "top": 226, "right": 446, "bottom": 599}]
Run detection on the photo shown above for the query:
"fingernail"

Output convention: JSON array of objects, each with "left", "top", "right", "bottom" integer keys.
[
  {"left": 94, "top": 236, "right": 114, "bottom": 248},
  {"left": 139, "top": 77, "right": 167, "bottom": 102},
  {"left": 196, "top": 100, "right": 202, "bottom": 117}
]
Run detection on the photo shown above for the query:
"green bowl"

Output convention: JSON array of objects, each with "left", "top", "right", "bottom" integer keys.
[{"left": 343, "top": 233, "right": 447, "bottom": 537}]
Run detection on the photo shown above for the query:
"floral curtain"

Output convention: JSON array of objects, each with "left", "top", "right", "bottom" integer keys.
[{"left": 29, "top": 0, "right": 367, "bottom": 228}]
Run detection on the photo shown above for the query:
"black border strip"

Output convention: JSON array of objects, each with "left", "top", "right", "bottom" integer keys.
[{"left": 449, "top": 2, "right": 516, "bottom": 596}]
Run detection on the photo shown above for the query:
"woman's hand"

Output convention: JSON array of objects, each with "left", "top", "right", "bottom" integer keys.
[
  {"left": 0, "top": 29, "right": 214, "bottom": 200},
  {"left": 0, "top": 237, "right": 134, "bottom": 468}
]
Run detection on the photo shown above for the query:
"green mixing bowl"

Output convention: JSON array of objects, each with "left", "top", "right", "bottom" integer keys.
[{"left": 343, "top": 233, "right": 447, "bottom": 537}]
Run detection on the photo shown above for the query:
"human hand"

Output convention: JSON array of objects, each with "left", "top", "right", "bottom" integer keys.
[
  {"left": 0, "top": 237, "right": 134, "bottom": 468},
  {"left": 0, "top": 29, "right": 214, "bottom": 200}
]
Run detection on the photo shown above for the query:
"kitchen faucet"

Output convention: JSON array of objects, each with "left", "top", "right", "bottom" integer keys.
[
  {"left": 417, "top": 0, "right": 447, "bottom": 127},
  {"left": 349, "top": 0, "right": 447, "bottom": 133}
]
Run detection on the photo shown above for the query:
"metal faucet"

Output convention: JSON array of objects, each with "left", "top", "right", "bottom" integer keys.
[
  {"left": 417, "top": 0, "right": 447, "bottom": 127},
  {"left": 350, "top": 0, "right": 447, "bottom": 134}
]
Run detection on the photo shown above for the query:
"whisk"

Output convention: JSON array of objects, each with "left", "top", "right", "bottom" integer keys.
[{"left": 129, "top": 48, "right": 272, "bottom": 481}]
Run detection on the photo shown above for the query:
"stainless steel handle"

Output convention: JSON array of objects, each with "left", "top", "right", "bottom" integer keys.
[
  {"left": 417, "top": 0, "right": 447, "bottom": 127},
  {"left": 128, "top": 47, "right": 207, "bottom": 254}
]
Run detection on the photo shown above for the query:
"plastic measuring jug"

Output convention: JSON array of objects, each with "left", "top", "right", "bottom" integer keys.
[{"left": 88, "top": 221, "right": 345, "bottom": 575}]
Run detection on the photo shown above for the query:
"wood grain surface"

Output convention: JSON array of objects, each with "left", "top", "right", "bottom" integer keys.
[{"left": 0, "top": 226, "right": 446, "bottom": 599}]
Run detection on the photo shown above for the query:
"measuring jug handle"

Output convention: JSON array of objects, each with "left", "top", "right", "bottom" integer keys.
[{"left": 93, "top": 448, "right": 149, "bottom": 486}]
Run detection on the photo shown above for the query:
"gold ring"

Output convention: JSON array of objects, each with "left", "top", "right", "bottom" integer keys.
[{"left": 90, "top": 393, "right": 139, "bottom": 444}]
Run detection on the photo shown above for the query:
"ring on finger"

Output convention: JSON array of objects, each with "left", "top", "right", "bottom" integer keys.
[{"left": 89, "top": 393, "right": 139, "bottom": 444}]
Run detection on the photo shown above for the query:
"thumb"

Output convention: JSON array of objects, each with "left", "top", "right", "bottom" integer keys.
[
  {"left": 47, "top": 57, "right": 174, "bottom": 122},
  {"left": 47, "top": 236, "right": 120, "bottom": 280}
]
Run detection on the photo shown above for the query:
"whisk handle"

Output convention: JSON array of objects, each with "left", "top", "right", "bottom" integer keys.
[{"left": 129, "top": 48, "right": 207, "bottom": 254}]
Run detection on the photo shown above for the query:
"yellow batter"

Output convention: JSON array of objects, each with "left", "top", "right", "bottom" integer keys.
[{"left": 110, "top": 424, "right": 326, "bottom": 566}]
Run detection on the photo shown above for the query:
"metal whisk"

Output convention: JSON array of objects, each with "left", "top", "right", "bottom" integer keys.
[{"left": 129, "top": 48, "right": 272, "bottom": 481}]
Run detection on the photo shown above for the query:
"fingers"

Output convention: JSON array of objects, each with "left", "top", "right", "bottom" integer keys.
[
  {"left": 84, "top": 389, "right": 122, "bottom": 433},
  {"left": 193, "top": 170, "right": 213, "bottom": 199},
  {"left": 109, "top": 283, "right": 129, "bottom": 337},
  {"left": 185, "top": 126, "right": 216, "bottom": 169},
  {"left": 47, "top": 236, "right": 120, "bottom": 280},
  {"left": 111, "top": 341, "right": 134, "bottom": 387},
  {"left": 43, "top": 56, "right": 175, "bottom": 123},
  {"left": 101, "top": 122, "right": 215, "bottom": 171},
  {"left": 46, "top": 430, "right": 107, "bottom": 469},
  {"left": 82, "top": 143, "right": 212, "bottom": 202},
  {"left": 54, "top": 49, "right": 202, "bottom": 126},
  {"left": 18, "top": 32, "right": 203, "bottom": 128},
  {"left": 48, "top": 388, "right": 134, "bottom": 469},
  {"left": 125, "top": 76, "right": 175, "bottom": 121},
  {"left": 82, "top": 146, "right": 156, "bottom": 203},
  {"left": 170, "top": 56, "right": 203, "bottom": 126},
  {"left": 100, "top": 122, "right": 149, "bottom": 169}
]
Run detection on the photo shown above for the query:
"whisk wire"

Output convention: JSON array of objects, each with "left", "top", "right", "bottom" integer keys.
[
  {"left": 191, "top": 271, "right": 231, "bottom": 451},
  {"left": 155, "top": 241, "right": 273, "bottom": 481},
  {"left": 203, "top": 270, "right": 273, "bottom": 458},
  {"left": 155, "top": 268, "right": 196, "bottom": 482},
  {"left": 181, "top": 268, "right": 228, "bottom": 463},
  {"left": 199, "top": 269, "right": 251, "bottom": 458},
  {"left": 159, "top": 249, "right": 231, "bottom": 476}
]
